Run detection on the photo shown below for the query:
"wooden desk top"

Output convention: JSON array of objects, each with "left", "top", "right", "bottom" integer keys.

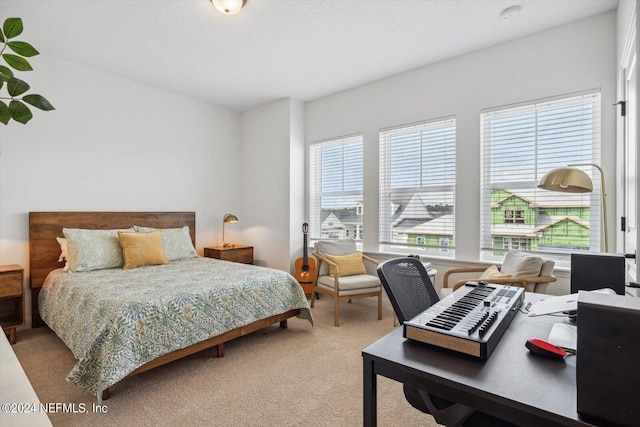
[{"left": 363, "top": 293, "right": 595, "bottom": 426}]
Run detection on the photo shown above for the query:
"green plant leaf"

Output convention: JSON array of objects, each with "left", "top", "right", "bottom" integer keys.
[
  {"left": 0, "top": 65, "right": 14, "bottom": 81},
  {"left": 8, "top": 41, "right": 39, "bottom": 57},
  {"left": 0, "top": 28, "right": 5, "bottom": 43},
  {"left": 9, "top": 100, "right": 32, "bottom": 124},
  {"left": 3, "top": 18, "right": 23, "bottom": 39},
  {"left": 7, "top": 77, "right": 30, "bottom": 96},
  {"left": 23, "top": 94, "right": 54, "bottom": 111},
  {"left": 3, "top": 54, "right": 33, "bottom": 71},
  {"left": 0, "top": 101, "right": 10, "bottom": 124}
]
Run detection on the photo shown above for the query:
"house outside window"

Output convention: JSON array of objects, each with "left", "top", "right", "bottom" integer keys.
[
  {"left": 480, "top": 92, "right": 601, "bottom": 262},
  {"left": 379, "top": 118, "right": 456, "bottom": 255},
  {"left": 309, "top": 135, "right": 364, "bottom": 245}
]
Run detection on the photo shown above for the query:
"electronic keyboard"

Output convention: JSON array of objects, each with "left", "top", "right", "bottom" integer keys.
[{"left": 404, "top": 282, "right": 524, "bottom": 359}]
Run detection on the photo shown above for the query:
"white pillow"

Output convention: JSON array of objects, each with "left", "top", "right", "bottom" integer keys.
[
  {"left": 133, "top": 225, "right": 198, "bottom": 261},
  {"left": 56, "top": 237, "right": 70, "bottom": 271},
  {"left": 500, "top": 250, "right": 543, "bottom": 277}
]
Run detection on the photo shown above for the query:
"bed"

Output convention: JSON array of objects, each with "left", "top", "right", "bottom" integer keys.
[{"left": 29, "top": 212, "right": 312, "bottom": 400}]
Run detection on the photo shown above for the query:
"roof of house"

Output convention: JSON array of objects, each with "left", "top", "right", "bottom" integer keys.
[
  {"left": 321, "top": 210, "right": 362, "bottom": 225},
  {"left": 405, "top": 214, "right": 454, "bottom": 235}
]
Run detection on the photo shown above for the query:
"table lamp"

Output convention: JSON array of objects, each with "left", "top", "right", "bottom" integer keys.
[{"left": 222, "top": 214, "right": 238, "bottom": 247}]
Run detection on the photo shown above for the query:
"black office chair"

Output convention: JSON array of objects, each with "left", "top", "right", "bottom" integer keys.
[{"left": 377, "top": 257, "right": 516, "bottom": 427}]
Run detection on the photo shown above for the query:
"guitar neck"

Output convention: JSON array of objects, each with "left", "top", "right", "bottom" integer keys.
[{"left": 303, "top": 233, "right": 309, "bottom": 265}]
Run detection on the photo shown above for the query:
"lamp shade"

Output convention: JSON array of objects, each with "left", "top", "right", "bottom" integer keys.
[
  {"left": 537, "top": 167, "right": 593, "bottom": 193},
  {"left": 223, "top": 214, "right": 239, "bottom": 224}
]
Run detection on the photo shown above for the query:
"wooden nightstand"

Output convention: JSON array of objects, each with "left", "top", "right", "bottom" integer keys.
[
  {"left": 0, "top": 265, "right": 24, "bottom": 344},
  {"left": 204, "top": 245, "right": 253, "bottom": 264}
]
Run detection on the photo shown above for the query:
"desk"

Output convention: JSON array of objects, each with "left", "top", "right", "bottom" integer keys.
[
  {"left": 363, "top": 293, "right": 595, "bottom": 427},
  {"left": 0, "top": 329, "right": 52, "bottom": 427}
]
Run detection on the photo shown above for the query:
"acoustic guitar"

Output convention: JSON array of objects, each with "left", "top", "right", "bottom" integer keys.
[{"left": 294, "top": 223, "right": 316, "bottom": 295}]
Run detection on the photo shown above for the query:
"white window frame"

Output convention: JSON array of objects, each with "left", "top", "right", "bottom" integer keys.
[
  {"left": 308, "top": 134, "right": 364, "bottom": 246},
  {"left": 480, "top": 91, "right": 602, "bottom": 263},
  {"left": 379, "top": 117, "right": 456, "bottom": 255}
]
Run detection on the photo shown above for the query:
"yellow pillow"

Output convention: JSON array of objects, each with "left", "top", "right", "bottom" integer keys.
[
  {"left": 118, "top": 230, "right": 169, "bottom": 270},
  {"left": 326, "top": 252, "right": 367, "bottom": 277},
  {"left": 479, "top": 264, "right": 512, "bottom": 280}
]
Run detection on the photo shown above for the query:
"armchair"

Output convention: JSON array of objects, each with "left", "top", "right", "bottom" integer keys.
[
  {"left": 311, "top": 239, "right": 382, "bottom": 326},
  {"left": 442, "top": 250, "right": 556, "bottom": 295}
]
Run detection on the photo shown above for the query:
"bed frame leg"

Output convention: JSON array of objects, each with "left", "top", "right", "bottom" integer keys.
[
  {"left": 279, "top": 319, "right": 288, "bottom": 329},
  {"left": 102, "top": 388, "right": 110, "bottom": 400},
  {"left": 216, "top": 343, "right": 224, "bottom": 358}
]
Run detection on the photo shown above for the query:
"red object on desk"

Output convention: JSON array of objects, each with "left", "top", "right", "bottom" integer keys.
[{"left": 525, "top": 338, "right": 566, "bottom": 359}]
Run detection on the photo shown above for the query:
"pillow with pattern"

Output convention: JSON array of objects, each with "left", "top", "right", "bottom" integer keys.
[
  {"left": 63, "top": 227, "right": 135, "bottom": 272},
  {"left": 133, "top": 225, "right": 198, "bottom": 261}
]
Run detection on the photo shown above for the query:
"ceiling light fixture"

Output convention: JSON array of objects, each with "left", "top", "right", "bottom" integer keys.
[
  {"left": 500, "top": 5, "right": 522, "bottom": 20},
  {"left": 211, "top": 0, "right": 247, "bottom": 16}
]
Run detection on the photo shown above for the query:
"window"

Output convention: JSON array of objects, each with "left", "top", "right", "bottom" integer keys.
[
  {"left": 480, "top": 92, "right": 601, "bottom": 261},
  {"left": 309, "top": 135, "right": 363, "bottom": 243},
  {"left": 379, "top": 118, "right": 456, "bottom": 255},
  {"left": 504, "top": 210, "right": 525, "bottom": 224},
  {"left": 502, "top": 237, "right": 531, "bottom": 251},
  {"left": 439, "top": 238, "right": 450, "bottom": 253}
]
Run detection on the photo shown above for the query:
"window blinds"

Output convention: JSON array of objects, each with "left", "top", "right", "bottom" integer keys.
[
  {"left": 379, "top": 118, "right": 456, "bottom": 254},
  {"left": 480, "top": 92, "right": 601, "bottom": 260},
  {"left": 308, "top": 135, "right": 364, "bottom": 241}
]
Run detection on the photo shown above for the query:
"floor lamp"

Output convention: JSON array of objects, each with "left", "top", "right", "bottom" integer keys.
[{"left": 537, "top": 163, "right": 607, "bottom": 252}]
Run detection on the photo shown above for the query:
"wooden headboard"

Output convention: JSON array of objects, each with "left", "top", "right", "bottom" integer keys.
[{"left": 29, "top": 211, "right": 196, "bottom": 327}]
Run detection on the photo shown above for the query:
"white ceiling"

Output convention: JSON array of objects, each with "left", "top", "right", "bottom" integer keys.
[{"left": 1, "top": 0, "right": 619, "bottom": 112}]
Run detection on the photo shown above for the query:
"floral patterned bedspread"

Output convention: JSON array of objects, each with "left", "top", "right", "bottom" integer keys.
[{"left": 39, "top": 257, "right": 313, "bottom": 398}]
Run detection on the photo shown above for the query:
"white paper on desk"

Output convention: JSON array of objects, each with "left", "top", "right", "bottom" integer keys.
[
  {"left": 527, "top": 293, "right": 579, "bottom": 316},
  {"left": 527, "top": 288, "right": 617, "bottom": 316},
  {"left": 548, "top": 323, "right": 577, "bottom": 351}
]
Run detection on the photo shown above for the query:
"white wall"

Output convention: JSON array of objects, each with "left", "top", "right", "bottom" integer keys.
[
  {"left": 0, "top": 55, "right": 241, "bottom": 326},
  {"left": 289, "top": 100, "right": 306, "bottom": 273},
  {"left": 305, "top": 12, "right": 618, "bottom": 295},
  {"left": 239, "top": 98, "right": 295, "bottom": 271},
  {"left": 236, "top": 98, "right": 305, "bottom": 274}
]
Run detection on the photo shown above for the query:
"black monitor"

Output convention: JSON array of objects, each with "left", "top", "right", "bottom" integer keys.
[{"left": 570, "top": 253, "right": 626, "bottom": 295}]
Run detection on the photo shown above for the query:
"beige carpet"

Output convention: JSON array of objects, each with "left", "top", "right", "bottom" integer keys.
[{"left": 12, "top": 297, "right": 440, "bottom": 427}]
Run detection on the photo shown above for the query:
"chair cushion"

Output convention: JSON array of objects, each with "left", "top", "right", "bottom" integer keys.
[
  {"left": 315, "top": 239, "right": 358, "bottom": 276},
  {"left": 318, "top": 274, "right": 380, "bottom": 292},
  {"left": 326, "top": 252, "right": 367, "bottom": 277},
  {"left": 539, "top": 259, "right": 555, "bottom": 277},
  {"left": 500, "top": 250, "right": 542, "bottom": 277},
  {"left": 533, "top": 259, "right": 556, "bottom": 293}
]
